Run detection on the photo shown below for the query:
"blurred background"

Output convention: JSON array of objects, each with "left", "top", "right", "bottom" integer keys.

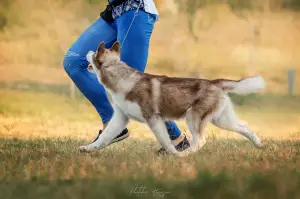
[
  {"left": 0, "top": 0, "right": 299, "bottom": 94},
  {"left": 1, "top": 2, "right": 300, "bottom": 196},
  {"left": 0, "top": 0, "right": 299, "bottom": 140}
]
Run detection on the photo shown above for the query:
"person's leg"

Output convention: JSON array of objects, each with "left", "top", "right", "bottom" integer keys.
[
  {"left": 63, "top": 18, "right": 116, "bottom": 124},
  {"left": 116, "top": 10, "right": 189, "bottom": 149},
  {"left": 63, "top": 18, "right": 129, "bottom": 143}
]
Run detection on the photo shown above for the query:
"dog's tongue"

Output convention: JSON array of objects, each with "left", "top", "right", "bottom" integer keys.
[{"left": 88, "top": 64, "right": 92, "bottom": 70}]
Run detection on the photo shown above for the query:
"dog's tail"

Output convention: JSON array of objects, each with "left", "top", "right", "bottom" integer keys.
[{"left": 214, "top": 76, "right": 266, "bottom": 95}]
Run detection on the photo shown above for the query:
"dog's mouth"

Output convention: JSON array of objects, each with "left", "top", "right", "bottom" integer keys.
[{"left": 88, "top": 64, "right": 93, "bottom": 70}]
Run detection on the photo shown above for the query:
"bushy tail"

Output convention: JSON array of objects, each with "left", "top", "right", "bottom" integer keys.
[{"left": 216, "top": 76, "right": 266, "bottom": 95}]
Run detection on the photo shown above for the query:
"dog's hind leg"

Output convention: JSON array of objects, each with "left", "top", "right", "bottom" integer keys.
[
  {"left": 186, "top": 108, "right": 212, "bottom": 152},
  {"left": 147, "top": 117, "right": 179, "bottom": 155},
  {"left": 185, "top": 109, "right": 200, "bottom": 150},
  {"left": 211, "top": 97, "right": 264, "bottom": 148}
]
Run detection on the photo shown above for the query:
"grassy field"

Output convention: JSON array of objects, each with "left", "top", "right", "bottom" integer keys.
[{"left": 1, "top": 88, "right": 300, "bottom": 198}]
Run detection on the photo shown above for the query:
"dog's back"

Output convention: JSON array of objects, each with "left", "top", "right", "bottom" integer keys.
[{"left": 125, "top": 73, "right": 223, "bottom": 121}]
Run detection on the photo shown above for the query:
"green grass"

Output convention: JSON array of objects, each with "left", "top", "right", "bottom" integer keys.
[
  {"left": 0, "top": 89, "right": 300, "bottom": 198},
  {"left": 1, "top": 138, "right": 300, "bottom": 199}
]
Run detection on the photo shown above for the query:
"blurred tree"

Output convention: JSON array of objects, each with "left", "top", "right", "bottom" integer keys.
[
  {"left": 174, "top": 0, "right": 268, "bottom": 73},
  {"left": 175, "top": 0, "right": 214, "bottom": 41},
  {"left": 227, "top": 0, "right": 263, "bottom": 75},
  {"left": 0, "top": 0, "right": 11, "bottom": 30},
  {"left": 282, "top": 0, "right": 300, "bottom": 10},
  {"left": 0, "top": 14, "right": 7, "bottom": 30},
  {"left": 174, "top": 0, "right": 262, "bottom": 41}
]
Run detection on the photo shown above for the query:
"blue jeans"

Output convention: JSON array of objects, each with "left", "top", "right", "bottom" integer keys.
[{"left": 63, "top": 10, "right": 181, "bottom": 140}]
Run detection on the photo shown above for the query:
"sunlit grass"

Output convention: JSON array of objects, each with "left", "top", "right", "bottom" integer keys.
[{"left": 0, "top": 88, "right": 299, "bottom": 198}]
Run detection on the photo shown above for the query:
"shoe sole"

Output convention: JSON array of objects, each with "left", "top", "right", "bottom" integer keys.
[
  {"left": 80, "top": 132, "right": 130, "bottom": 152},
  {"left": 156, "top": 136, "right": 190, "bottom": 155},
  {"left": 109, "top": 132, "right": 130, "bottom": 145}
]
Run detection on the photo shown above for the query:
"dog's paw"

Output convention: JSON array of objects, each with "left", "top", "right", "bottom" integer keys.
[
  {"left": 190, "top": 146, "right": 200, "bottom": 153},
  {"left": 79, "top": 145, "right": 97, "bottom": 152},
  {"left": 79, "top": 143, "right": 107, "bottom": 152},
  {"left": 253, "top": 139, "right": 266, "bottom": 149},
  {"left": 256, "top": 142, "right": 266, "bottom": 149},
  {"left": 79, "top": 145, "right": 89, "bottom": 152}
]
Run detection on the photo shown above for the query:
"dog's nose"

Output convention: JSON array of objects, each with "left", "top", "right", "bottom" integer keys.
[
  {"left": 86, "top": 51, "right": 94, "bottom": 61},
  {"left": 87, "top": 51, "right": 95, "bottom": 56}
]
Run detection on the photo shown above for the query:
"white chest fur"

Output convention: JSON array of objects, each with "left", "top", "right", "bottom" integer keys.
[{"left": 110, "top": 93, "right": 147, "bottom": 123}]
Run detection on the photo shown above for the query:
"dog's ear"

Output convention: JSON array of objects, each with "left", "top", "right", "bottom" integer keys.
[
  {"left": 110, "top": 41, "right": 120, "bottom": 54},
  {"left": 97, "top": 41, "right": 105, "bottom": 55}
]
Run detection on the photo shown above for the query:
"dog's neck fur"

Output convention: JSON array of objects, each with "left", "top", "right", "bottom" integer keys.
[
  {"left": 101, "top": 59, "right": 118, "bottom": 68},
  {"left": 98, "top": 60, "right": 137, "bottom": 93}
]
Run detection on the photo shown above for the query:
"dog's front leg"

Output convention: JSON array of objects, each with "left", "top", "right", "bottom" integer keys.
[
  {"left": 80, "top": 107, "right": 129, "bottom": 152},
  {"left": 147, "top": 117, "right": 179, "bottom": 155}
]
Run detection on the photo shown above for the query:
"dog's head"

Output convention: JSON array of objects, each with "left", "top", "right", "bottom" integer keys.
[{"left": 86, "top": 41, "right": 120, "bottom": 74}]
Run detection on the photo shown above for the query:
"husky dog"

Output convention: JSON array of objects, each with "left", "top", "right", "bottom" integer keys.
[{"left": 79, "top": 41, "right": 265, "bottom": 156}]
